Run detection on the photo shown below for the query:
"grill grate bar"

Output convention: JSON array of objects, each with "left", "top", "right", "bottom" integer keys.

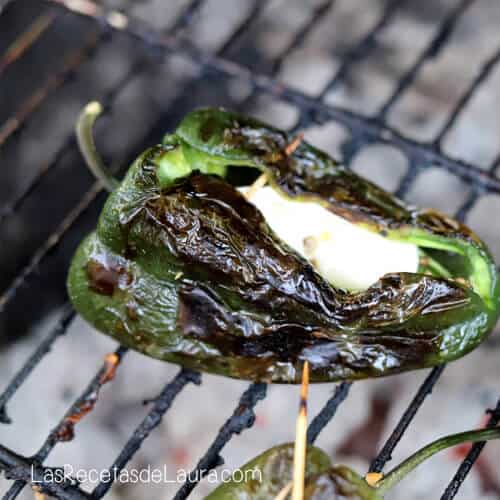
[
  {"left": 394, "top": 156, "right": 421, "bottom": 198},
  {"left": 455, "top": 189, "right": 482, "bottom": 223},
  {"left": 0, "top": 0, "right": 204, "bottom": 225},
  {"left": 0, "top": 0, "right": 212, "bottom": 305},
  {"left": 369, "top": 124, "right": 497, "bottom": 475},
  {"left": 292, "top": 0, "right": 405, "bottom": 137},
  {"left": 92, "top": 369, "right": 201, "bottom": 499},
  {"left": 0, "top": 304, "right": 75, "bottom": 424},
  {"left": 434, "top": 45, "right": 500, "bottom": 145},
  {"left": 0, "top": 52, "right": 152, "bottom": 227},
  {"left": 269, "top": 0, "right": 335, "bottom": 76},
  {"left": 0, "top": 0, "right": 272, "bottom": 310},
  {"left": 454, "top": 156, "right": 499, "bottom": 222},
  {"left": 173, "top": 383, "right": 267, "bottom": 500},
  {"left": 0, "top": 29, "right": 103, "bottom": 148},
  {"left": 50, "top": 0, "right": 500, "bottom": 192},
  {"left": 3, "top": 0, "right": 500, "bottom": 317},
  {"left": 90, "top": 6, "right": 361, "bottom": 492},
  {"left": 168, "top": 0, "right": 206, "bottom": 33},
  {"left": 214, "top": 0, "right": 267, "bottom": 57},
  {"left": 493, "top": 153, "right": 500, "bottom": 174},
  {"left": 0, "top": 135, "right": 78, "bottom": 224},
  {"left": 369, "top": 365, "right": 446, "bottom": 473},
  {"left": 3, "top": 346, "right": 128, "bottom": 500},
  {"left": 0, "top": 10, "right": 57, "bottom": 76},
  {"left": 0, "top": 183, "right": 102, "bottom": 313},
  {"left": 0, "top": 444, "right": 89, "bottom": 500},
  {"left": 371, "top": 127, "right": 499, "bottom": 478},
  {"left": 444, "top": 113, "right": 500, "bottom": 221},
  {"left": 307, "top": 382, "right": 352, "bottom": 445},
  {"left": 239, "top": 0, "right": 334, "bottom": 112},
  {"left": 441, "top": 398, "right": 500, "bottom": 500},
  {"left": 378, "top": 0, "right": 475, "bottom": 118},
  {"left": 0, "top": 6, "right": 277, "bottom": 495},
  {"left": 319, "top": 0, "right": 406, "bottom": 99}
]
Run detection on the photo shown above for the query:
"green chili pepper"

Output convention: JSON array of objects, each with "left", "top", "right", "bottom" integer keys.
[
  {"left": 204, "top": 444, "right": 331, "bottom": 499},
  {"left": 205, "top": 427, "right": 500, "bottom": 499},
  {"left": 67, "top": 105, "right": 500, "bottom": 383}
]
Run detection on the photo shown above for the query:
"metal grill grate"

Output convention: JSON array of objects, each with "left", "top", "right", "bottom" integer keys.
[{"left": 1, "top": 1, "right": 499, "bottom": 498}]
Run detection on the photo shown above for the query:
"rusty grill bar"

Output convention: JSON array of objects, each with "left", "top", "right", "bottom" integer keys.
[{"left": 0, "top": 0, "right": 499, "bottom": 498}]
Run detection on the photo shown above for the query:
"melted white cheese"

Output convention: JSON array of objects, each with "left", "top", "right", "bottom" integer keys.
[{"left": 239, "top": 186, "right": 419, "bottom": 291}]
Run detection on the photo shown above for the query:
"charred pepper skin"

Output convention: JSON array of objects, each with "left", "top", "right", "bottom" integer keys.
[{"left": 68, "top": 108, "right": 500, "bottom": 383}]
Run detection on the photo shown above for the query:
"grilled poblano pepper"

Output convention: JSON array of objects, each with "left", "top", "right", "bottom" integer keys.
[
  {"left": 205, "top": 428, "right": 500, "bottom": 499},
  {"left": 68, "top": 106, "right": 500, "bottom": 383}
]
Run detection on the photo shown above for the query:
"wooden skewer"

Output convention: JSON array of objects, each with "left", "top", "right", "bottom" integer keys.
[
  {"left": 274, "top": 481, "right": 293, "bottom": 500},
  {"left": 244, "top": 173, "right": 268, "bottom": 200},
  {"left": 292, "top": 360, "right": 309, "bottom": 500},
  {"left": 32, "top": 487, "right": 46, "bottom": 500},
  {"left": 273, "top": 361, "right": 310, "bottom": 500},
  {"left": 244, "top": 132, "right": 303, "bottom": 203},
  {"left": 284, "top": 132, "right": 304, "bottom": 156}
]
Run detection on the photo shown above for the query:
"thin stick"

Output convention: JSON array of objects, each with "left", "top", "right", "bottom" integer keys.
[
  {"left": 244, "top": 173, "right": 268, "bottom": 200},
  {"left": 292, "top": 361, "right": 309, "bottom": 500},
  {"left": 284, "top": 132, "right": 304, "bottom": 156},
  {"left": 32, "top": 487, "right": 46, "bottom": 500},
  {"left": 245, "top": 131, "right": 303, "bottom": 202},
  {"left": 274, "top": 481, "right": 293, "bottom": 500},
  {"left": 75, "top": 101, "right": 119, "bottom": 193}
]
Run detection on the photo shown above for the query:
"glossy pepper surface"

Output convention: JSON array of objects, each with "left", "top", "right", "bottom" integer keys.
[
  {"left": 204, "top": 443, "right": 375, "bottom": 500},
  {"left": 68, "top": 107, "right": 500, "bottom": 383}
]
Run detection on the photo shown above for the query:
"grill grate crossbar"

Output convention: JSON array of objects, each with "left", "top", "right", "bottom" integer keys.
[
  {"left": 434, "top": 45, "right": 500, "bottom": 145},
  {"left": 0, "top": 444, "right": 89, "bottom": 500},
  {"left": 0, "top": 304, "right": 75, "bottom": 423},
  {"left": 92, "top": 369, "right": 201, "bottom": 499},
  {"left": 378, "top": 0, "right": 475, "bottom": 118},
  {"left": 0, "top": 0, "right": 206, "bottom": 226},
  {"left": 307, "top": 382, "right": 352, "bottom": 445},
  {"left": 0, "top": 29, "right": 103, "bottom": 149},
  {"left": 3, "top": 345, "right": 128, "bottom": 499},
  {"left": 4, "top": 0, "right": 500, "bottom": 316},
  {"left": 369, "top": 365, "right": 446, "bottom": 473},
  {"left": 42, "top": 0, "right": 500, "bottom": 193},
  {"left": 268, "top": 0, "right": 335, "bottom": 76},
  {"left": 173, "top": 383, "right": 267, "bottom": 500},
  {"left": 319, "top": 0, "right": 407, "bottom": 99}
]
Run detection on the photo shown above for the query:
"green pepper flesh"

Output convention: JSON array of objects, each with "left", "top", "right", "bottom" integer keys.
[{"left": 67, "top": 108, "right": 500, "bottom": 383}]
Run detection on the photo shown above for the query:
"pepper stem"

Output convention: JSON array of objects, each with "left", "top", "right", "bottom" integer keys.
[
  {"left": 376, "top": 426, "right": 500, "bottom": 494},
  {"left": 76, "top": 101, "right": 119, "bottom": 193}
]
